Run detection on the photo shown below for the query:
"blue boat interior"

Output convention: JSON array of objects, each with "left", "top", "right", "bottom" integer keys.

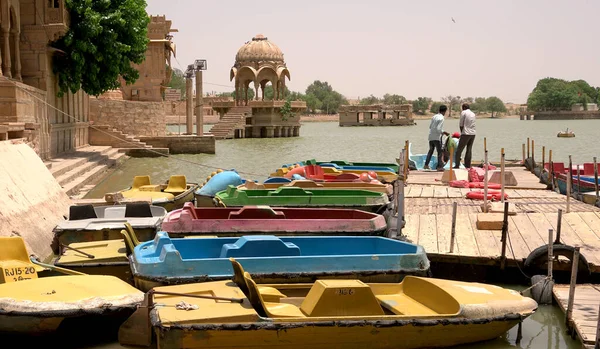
[
  {"left": 138, "top": 232, "right": 419, "bottom": 261},
  {"left": 196, "top": 171, "right": 243, "bottom": 196},
  {"left": 318, "top": 163, "right": 396, "bottom": 173},
  {"left": 409, "top": 143, "right": 464, "bottom": 170}
]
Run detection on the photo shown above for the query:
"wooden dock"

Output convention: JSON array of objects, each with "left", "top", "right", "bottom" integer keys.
[
  {"left": 553, "top": 284, "right": 600, "bottom": 348},
  {"left": 402, "top": 167, "right": 600, "bottom": 273}
]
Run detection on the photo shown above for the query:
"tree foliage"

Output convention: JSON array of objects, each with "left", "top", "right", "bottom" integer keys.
[
  {"left": 527, "top": 78, "right": 581, "bottom": 111},
  {"left": 220, "top": 88, "right": 256, "bottom": 100},
  {"left": 430, "top": 101, "right": 443, "bottom": 114},
  {"left": 305, "top": 80, "right": 347, "bottom": 114},
  {"left": 382, "top": 94, "right": 407, "bottom": 105},
  {"left": 168, "top": 68, "right": 186, "bottom": 98},
  {"left": 485, "top": 96, "right": 507, "bottom": 117},
  {"left": 52, "top": 0, "right": 150, "bottom": 96},
  {"left": 441, "top": 95, "right": 462, "bottom": 118},
  {"left": 359, "top": 95, "right": 380, "bottom": 105},
  {"left": 412, "top": 97, "right": 432, "bottom": 114}
]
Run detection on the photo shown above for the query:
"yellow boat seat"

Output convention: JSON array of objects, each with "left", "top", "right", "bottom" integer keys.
[
  {"left": 376, "top": 293, "right": 438, "bottom": 316},
  {"left": 244, "top": 272, "right": 305, "bottom": 318},
  {"left": 124, "top": 223, "right": 141, "bottom": 246},
  {"left": 121, "top": 176, "right": 154, "bottom": 197},
  {"left": 229, "top": 258, "right": 285, "bottom": 302},
  {"left": 121, "top": 191, "right": 175, "bottom": 201},
  {"left": 120, "top": 230, "right": 137, "bottom": 256},
  {"left": 0, "top": 237, "right": 45, "bottom": 276},
  {"left": 164, "top": 175, "right": 187, "bottom": 195}
]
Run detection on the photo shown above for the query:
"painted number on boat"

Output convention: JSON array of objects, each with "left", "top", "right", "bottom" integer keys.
[
  {"left": 335, "top": 288, "right": 355, "bottom": 296},
  {"left": 1, "top": 266, "right": 37, "bottom": 283}
]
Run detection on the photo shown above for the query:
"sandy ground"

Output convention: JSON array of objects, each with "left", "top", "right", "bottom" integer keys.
[{"left": 166, "top": 113, "right": 521, "bottom": 125}]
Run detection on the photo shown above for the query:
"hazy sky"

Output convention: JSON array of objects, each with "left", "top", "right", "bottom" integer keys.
[{"left": 146, "top": 0, "right": 600, "bottom": 103}]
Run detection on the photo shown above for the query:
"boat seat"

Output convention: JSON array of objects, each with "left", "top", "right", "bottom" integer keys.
[
  {"left": 132, "top": 176, "right": 151, "bottom": 190},
  {"left": 125, "top": 202, "right": 153, "bottom": 218},
  {"left": 229, "top": 258, "right": 286, "bottom": 303},
  {"left": 376, "top": 294, "right": 438, "bottom": 316},
  {"left": 164, "top": 175, "right": 187, "bottom": 195},
  {"left": 104, "top": 207, "right": 126, "bottom": 219},
  {"left": 0, "top": 237, "right": 44, "bottom": 274},
  {"left": 243, "top": 272, "right": 305, "bottom": 318},
  {"left": 123, "top": 223, "right": 141, "bottom": 246},
  {"left": 69, "top": 205, "right": 97, "bottom": 220}
]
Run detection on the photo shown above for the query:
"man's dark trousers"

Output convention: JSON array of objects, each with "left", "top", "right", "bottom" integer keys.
[{"left": 455, "top": 135, "right": 476, "bottom": 168}]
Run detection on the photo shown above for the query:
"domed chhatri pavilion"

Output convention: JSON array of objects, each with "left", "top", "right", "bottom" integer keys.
[{"left": 211, "top": 34, "right": 306, "bottom": 139}]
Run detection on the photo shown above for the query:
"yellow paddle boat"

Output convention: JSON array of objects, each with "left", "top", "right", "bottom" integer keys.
[
  {"left": 240, "top": 179, "right": 393, "bottom": 194},
  {"left": 0, "top": 236, "right": 143, "bottom": 335},
  {"left": 114, "top": 175, "right": 198, "bottom": 212},
  {"left": 119, "top": 259, "right": 537, "bottom": 349}
]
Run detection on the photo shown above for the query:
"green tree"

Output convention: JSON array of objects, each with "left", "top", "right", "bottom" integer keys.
[
  {"left": 382, "top": 94, "right": 407, "bottom": 105},
  {"left": 52, "top": 0, "right": 150, "bottom": 96},
  {"left": 527, "top": 78, "right": 579, "bottom": 111},
  {"left": 442, "top": 95, "right": 462, "bottom": 118},
  {"left": 430, "top": 101, "right": 443, "bottom": 114},
  {"left": 360, "top": 95, "right": 380, "bottom": 105},
  {"left": 470, "top": 97, "right": 487, "bottom": 113},
  {"left": 305, "top": 93, "right": 322, "bottom": 113},
  {"left": 412, "top": 97, "right": 432, "bottom": 114},
  {"left": 220, "top": 88, "right": 255, "bottom": 100},
  {"left": 168, "top": 68, "right": 186, "bottom": 99},
  {"left": 485, "top": 96, "right": 507, "bottom": 118},
  {"left": 305, "top": 81, "right": 348, "bottom": 114}
]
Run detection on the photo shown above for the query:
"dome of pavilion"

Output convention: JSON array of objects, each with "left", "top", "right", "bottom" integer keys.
[{"left": 235, "top": 34, "right": 284, "bottom": 63}]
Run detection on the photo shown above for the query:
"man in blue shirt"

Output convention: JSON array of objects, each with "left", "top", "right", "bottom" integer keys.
[{"left": 424, "top": 105, "right": 447, "bottom": 171}]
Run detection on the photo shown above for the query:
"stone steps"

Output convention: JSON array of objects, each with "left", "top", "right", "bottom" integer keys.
[
  {"left": 48, "top": 146, "right": 114, "bottom": 178},
  {"left": 209, "top": 113, "right": 246, "bottom": 139},
  {"left": 89, "top": 124, "right": 152, "bottom": 149}
]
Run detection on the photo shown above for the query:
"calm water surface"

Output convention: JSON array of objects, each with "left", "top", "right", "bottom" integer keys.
[
  {"left": 88, "top": 118, "right": 600, "bottom": 197},
  {"left": 80, "top": 119, "right": 594, "bottom": 349}
]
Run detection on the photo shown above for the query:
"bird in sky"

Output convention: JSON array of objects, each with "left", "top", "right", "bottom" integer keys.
[{"left": 451, "top": 17, "right": 456, "bottom": 23}]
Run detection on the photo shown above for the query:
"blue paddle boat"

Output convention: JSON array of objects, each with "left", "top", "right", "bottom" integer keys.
[
  {"left": 195, "top": 170, "right": 243, "bottom": 206},
  {"left": 408, "top": 143, "right": 465, "bottom": 170},
  {"left": 130, "top": 232, "right": 430, "bottom": 291}
]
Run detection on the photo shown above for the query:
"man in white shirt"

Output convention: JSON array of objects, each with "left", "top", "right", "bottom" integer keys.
[
  {"left": 454, "top": 103, "right": 476, "bottom": 168},
  {"left": 424, "top": 105, "right": 448, "bottom": 171}
]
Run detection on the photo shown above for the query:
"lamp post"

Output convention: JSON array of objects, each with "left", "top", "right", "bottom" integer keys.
[
  {"left": 184, "top": 64, "right": 194, "bottom": 135},
  {"left": 193, "top": 59, "right": 207, "bottom": 136}
]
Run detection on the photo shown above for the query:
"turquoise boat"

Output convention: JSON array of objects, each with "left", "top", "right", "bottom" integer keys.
[
  {"left": 408, "top": 143, "right": 465, "bottom": 170},
  {"left": 130, "top": 232, "right": 430, "bottom": 291},
  {"left": 284, "top": 159, "right": 400, "bottom": 174},
  {"left": 213, "top": 186, "right": 391, "bottom": 213}
]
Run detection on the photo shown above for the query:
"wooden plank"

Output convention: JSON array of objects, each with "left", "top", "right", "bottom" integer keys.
[
  {"left": 467, "top": 211, "right": 500, "bottom": 258},
  {"left": 436, "top": 214, "right": 453, "bottom": 253},
  {"left": 459, "top": 188, "right": 471, "bottom": 196},
  {"left": 504, "top": 189, "right": 521, "bottom": 198},
  {"left": 553, "top": 285, "right": 600, "bottom": 345},
  {"left": 453, "top": 213, "right": 480, "bottom": 257},
  {"left": 417, "top": 214, "right": 438, "bottom": 254},
  {"left": 476, "top": 213, "right": 504, "bottom": 230},
  {"left": 402, "top": 214, "right": 420, "bottom": 245},
  {"left": 405, "top": 186, "right": 422, "bottom": 198},
  {"left": 563, "top": 213, "right": 600, "bottom": 266},
  {"left": 510, "top": 215, "right": 546, "bottom": 253},
  {"left": 505, "top": 215, "right": 533, "bottom": 260},
  {"left": 526, "top": 213, "right": 558, "bottom": 248},
  {"left": 433, "top": 186, "right": 448, "bottom": 199},
  {"left": 420, "top": 186, "right": 434, "bottom": 198},
  {"left": 447, "top": 187, "right": 463, "bottom": 198},
  {"left": 579, "top": 212, "right": 600, "bottom": 240},
  {"left": 544, "top": 212, "right": 585, "bottom": 247}
]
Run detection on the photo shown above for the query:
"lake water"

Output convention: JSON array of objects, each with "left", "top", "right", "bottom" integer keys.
[
  {"left": 78, "top": 118, "right": 596, "bottom": 349},
  {"left": 86, "top": 118, "right": 600, "bottom": 197}
]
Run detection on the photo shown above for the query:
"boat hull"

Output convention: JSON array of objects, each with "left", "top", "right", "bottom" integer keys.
[
  {"left": 556, "top": 175, "right": 598, "bottom": 195},
  {"left": 52, "top": 226, "right": 158, "bottom": 255},
  {"left": 154, "top": 316, "right": 522, "bottom": 349}
]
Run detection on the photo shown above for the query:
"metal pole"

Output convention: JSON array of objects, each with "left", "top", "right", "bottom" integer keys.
[
  {"left": 522, "top": 143, "right": 526, "bottom": 164},
  {"left": 450, "top": 202, "right": 457, "bottom": 253},
  {"left": 195, "top": 70, "right": 204, "bottom": 136},
  {"left": 568, "top": 156, "right": 573, "bottom": 213},
  {"left": 500, "top": 202, "right": 509, "bottom": 270},
  {"left": 595, "top": 303, "right": 600, "bottom": 349},
  {"left": 531, "top": 139, "right": 535, "bottom": 174},
  {"left": 594, "top": 157, "right": 599, "bottom": 204},
  {"left": 527, "top": 137, "right": 530, "bottom": 158},
  {"left": 397, "top": 176, "right": 405, "bottom": 238},
  {"left": 566, "top": 247, "right": 580, "bottom": 328},
  {"left": 548, "top": 229, "right": 554, "bottom": 280},
  {"left": 555, "top": 209, "right": 563, "bottom": 244},
  {"left": 404, "top": 140, "right": 409, "bottom": 179},
  {"left": 541, "top": 146, "right": 546, "bottom": 179},
  {"left": 483, "top": 150, "right": 489, "bottom": 213},
  {"left": 501, "top": 148, "right": 505, "bottom": 203},
  {"left": 185, "top": 78, "right": 193, "bottom": 134},
  {"left": 484, "top": 137, "right": 487, "bottom": 153}
]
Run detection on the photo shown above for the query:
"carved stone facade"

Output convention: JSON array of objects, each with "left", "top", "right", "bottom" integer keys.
[
  {"left": 339, "top": 105, "right": 416, "bottom": 127},
  {"left": 121, "top": 15, "right": 177, "bottom": 102},
  {"left": 0, "top": 0, "right": 90, "bottom": 159}
]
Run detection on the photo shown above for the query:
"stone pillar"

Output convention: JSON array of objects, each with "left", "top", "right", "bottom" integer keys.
[
  {"left": 2, "top": 28, "right": 11, "bottom": 78},
  {"left": 195, "top": 70, "right": 203, "bottom": 136},
  {"left": 281, "top": 79, "right": 286, "bottom": 100},
  {"left": 185, "top": 77, "right": 193, "bottom": 134},
  {"left": 252, "top": 126, "right": 261, "bottom": 138},
  {"left": 273, "top": 127, "right": 280, "bottom": 138},
  {"left": 293, "top": 126, "right": 300, "bottom": 137},
  {"left": 11, "top": 30, "right": 21, "bottom": 81},
  {"left": 265, "top": 126, "right": 275, "bottom": 138},
  {"left": 254, "top": 81, "right": 260, "bottom": 101}
]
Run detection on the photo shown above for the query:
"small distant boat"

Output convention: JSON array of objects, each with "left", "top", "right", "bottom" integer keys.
[
  {"left": 130, "top": 233, "right": 430, "bottom": 291},
  {"left": 114, "top": 175, "right": 198, "bottom": 211},
  {"left": 0, "top": 236, "right": 142, "bottom": 335},
  {"left": 239, "top": 179, "right": 392, "bottom": 194},
  {"left": 161, "top": 202, "right": 389, "bottom": 237},
  {"left": 214, "top": 186, "right": 391, "bottom": 213},
  {"left": 557, "top": 129, "right": 575, "bottom": 138},
  {"left": 118, "top": 259, "right": 537, "bottom": 349},
  {"left": 51, "top": 203, "right": 166, "bottom": 254}
]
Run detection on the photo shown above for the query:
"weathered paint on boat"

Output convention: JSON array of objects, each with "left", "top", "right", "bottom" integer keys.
[
  {"left": 0, "top": 275, "right": 143, "bottom": 334},
  {"left": 284, "top": 159, "right": 400, "bottom": 173},
  {"left": 555, "top": 173, "right": 599, "bottom": 195},
  {"left": 51, "top": 204, "right": 166, "bottom": 254},
  {"left": 581, "top": 192, "right": 600, "bottom": 206},
  {"left": 270, "top": 166, "right": 397, "bottom": 180},
  {"left": 214, "top": 186, "right": 390, "bottom": 213},
  {"left": 239, "top": 179, "right": 392, "bottom": 194},
  {"left": 131, "top": 265, "right": 537, "bottom": 349},
  {"left": 131, "top": 233, "right": 429, "bottom": 291},
  {"left": 54, "top": 240, "right": 131, "bottom": 282},
  {"left": 117, "top": 176, "right": 198, "bottom": 212},
  {"left": 162, "top": 202, "right": 388, "bottom": 237}
]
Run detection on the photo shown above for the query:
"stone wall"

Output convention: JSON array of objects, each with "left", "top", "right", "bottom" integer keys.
[
  {"left": 138, "top": 135, "right": 216, "bottom": 154},
  {"left": 90, "top": 99, "right": 166, "bottom": 137},
  {"left": 0, "top": 141, "right": 72, "bottom": 259},
  {"left": 532, "top": 111, "right": 600, "bottom": 120}
]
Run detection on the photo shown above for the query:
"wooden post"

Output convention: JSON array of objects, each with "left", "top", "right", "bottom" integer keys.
[
  {"left": 550, "top": 160, "right": 556, "bottom": 192},
  {"left": 522, "top": 144, "right": 526, "bottom": 164},
  {"left": 484, "top": 137, "right": 487, "bottom": 153},
  {"left": 501, "top": 148, "right": 505, "bottom": 203},
  {"left": 396, "top": 176, "right": 405, "bottom": 238},
  {"left": 568, "top": 156, "right": 573, "bottom": 213},
  {"left": 595, "top": 303, "right": 600, "bottom": 349},
  {"left": 531, "top": 139, "right": 535, "bottom": 173},
  {"left": 527, "top": 137, "right": 530, "bottom": 158},
  {"left": 594, "top": 157, "right": 599, "bottom": 204},
  {"left": 404, "top": 140, "right": 409, "bottom": 179},
  {"left": 566, "top": 247, "right": 580, "bottom": 328},
  {"left": 555, "top": 209, "right": 563, "bottom": 244},
  {"left": 541, "top": 146, "right": 546, "bottom": 178},
  {"left": 450, "top": 202, "right": 457, "bottom": 253},
  {"left": 548, "top": 229, "right": 554, "bottom": 280},
  {"left": 393, "top": 178, "right": 399, "bottom": 216},
  {"left": 483, "top": 150, "right": 489, "bottom": 213},
  {"left": 577, "top": 171, "right": 581, "bottom": 196},
  {"left": 500, "top": 202, "right": 509, "bottom": 270},
  {"left": 448, "top": 147, "right": 454, "bottom": 184}
]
